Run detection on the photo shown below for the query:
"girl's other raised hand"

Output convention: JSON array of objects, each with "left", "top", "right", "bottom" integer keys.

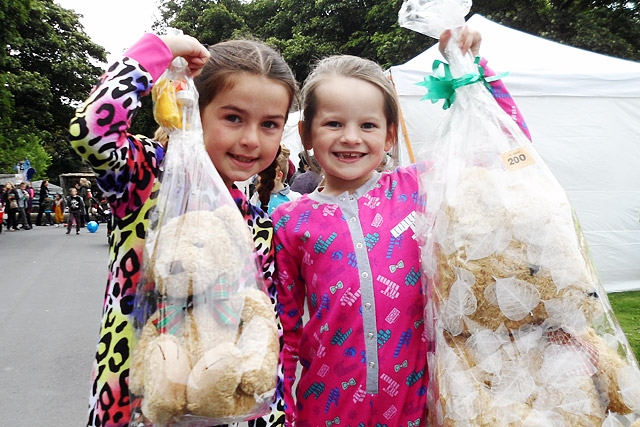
[
  {"left": 438, "top": 26, "right": 482, "bottom": 59},
  {"left": 160, "top": 34, "right": 210, "bottom": 77}
]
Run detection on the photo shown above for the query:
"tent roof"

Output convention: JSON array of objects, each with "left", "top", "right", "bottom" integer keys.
[{"left": 389, "top": 14, "right": 640, "bottom": 98}]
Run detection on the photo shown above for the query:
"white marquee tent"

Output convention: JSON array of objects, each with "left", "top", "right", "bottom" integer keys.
[{"left": 387, "top": 14, "right": 640, "bottom": 292}]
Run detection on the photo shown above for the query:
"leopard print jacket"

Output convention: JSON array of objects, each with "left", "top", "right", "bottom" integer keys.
[{"left": 70, "top": 36, "right": 284, "bottom": 427}]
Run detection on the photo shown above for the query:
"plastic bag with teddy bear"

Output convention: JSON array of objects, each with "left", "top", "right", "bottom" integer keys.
[
  {"left": 398, "top": 1, "right": 640, "bottom": 425},
  {"left": 128, "top": 29, "right": 280, "bottom": 427}
]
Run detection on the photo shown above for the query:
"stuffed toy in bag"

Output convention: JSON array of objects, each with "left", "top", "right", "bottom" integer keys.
[
  {"left": 427, "top": 166, "right": 640, "bottom": 426},
  {"left": 130, "top": 206, "right": 279, "bottom": 425}
]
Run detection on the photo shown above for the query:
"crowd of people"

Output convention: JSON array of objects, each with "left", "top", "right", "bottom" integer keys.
[{"left": 1, "top": 178, "right": 111, "bottom": 235}]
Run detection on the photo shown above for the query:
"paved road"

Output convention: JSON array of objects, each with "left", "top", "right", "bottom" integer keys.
[{"left": 0, "top": 224, "right": 108, "bottom": 426}]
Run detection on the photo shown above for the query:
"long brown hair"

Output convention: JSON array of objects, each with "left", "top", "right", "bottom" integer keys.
[
  {"left": 255, "top": 145, "right": 285, "bottom": 209},
  {"left": 195, "top": 39, "right": 298, "bottom": 115}
]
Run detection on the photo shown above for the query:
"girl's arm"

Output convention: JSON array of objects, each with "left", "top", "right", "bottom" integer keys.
[
  {"left": 441, "top": 27, "right": 532, "bottom": 141},
  {"left": 68, "top": 34, "right": 208, "bottom": 219},
  {"left": 272, "top": 219, "right": 307, "bottom": 427},
  {"left": 69, "top": 34, "right": 172, "bottom": 218},
  {"left": 481, "top": 59, "right": 531, "bottom": 141}
]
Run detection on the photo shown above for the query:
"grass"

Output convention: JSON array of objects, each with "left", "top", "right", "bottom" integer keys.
[{"left": 607, "top": 291, "right": 640, "bottom": 362}]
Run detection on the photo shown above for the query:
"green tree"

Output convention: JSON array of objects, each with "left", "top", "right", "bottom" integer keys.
[
  {"left": 158, "top": 0, "right": 435, "bottom": 82},
  {"left": 0, "top": 0, "right": 31, "bottom": 169},
  {"left": 1, "top": 0, "right": 106, "bottom": 182},
  {"left": 158, "top": 0, "right": 640, "bottom": 77},
  {"left": 472, "top": 0, "right": 640, "bottom": 61}
]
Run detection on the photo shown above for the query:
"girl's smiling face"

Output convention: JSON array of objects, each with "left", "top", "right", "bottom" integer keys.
[
  {"left": 304, "top": 76, "right": 394, "bottom": 196},
  {"left": 201, "top": 73, "right": 290, "bottom": 188}
]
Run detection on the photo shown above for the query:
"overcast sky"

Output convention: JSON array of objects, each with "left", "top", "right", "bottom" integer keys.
[{"left": 55, "top": 0, "right": 159, "bottom": 65}]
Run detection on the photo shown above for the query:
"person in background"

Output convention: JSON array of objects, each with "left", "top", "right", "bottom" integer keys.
[
  {"left": 35, "top": 180, "right": 51, "bottom": 226},
  {"left": 289, "top": 154, "right": 322, "bottom": 195},
  {"left": 3, "top": 182, "right": 19, "bottom": 231},
  {"left": 286, "top": 157, "right": 296, "bottom": 185},
  {"left": 41, "top": 195, "right": 54, "bottom": 226},
  {"left": 78, "top": 177, "right": 92, "bottom": 225},
  {"left": 252, "top": 144, "right": 301, "bottom": 214},
  {"left": 289, "top": 155, "right": 306, "bottom": 184},
  {"left": 52, "top": 193, "right": 65, "bottom": 227},
  {"left": 65, "top": 187, "right": 84, "bottom": 235},
  {"left": 25, "top": 181, "right": 34, "bottom": 229},
  {"left": 0, "top": 184, "right": 5, "bottom": 231},
  {"left": 15, "top": 182, "right": 31, "bottom": 230}
]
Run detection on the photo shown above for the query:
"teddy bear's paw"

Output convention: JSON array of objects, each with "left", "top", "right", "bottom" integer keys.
[
  {"left": 142, "top": 334, "right": 190, "bottom": 424},
  {"left": 130, "top": 315, "right": 161, "bottom": 396},
  {"left": 236, "top": 316, "right": 279, "bottom": 396},
  {"left": 232, "top": 287, "right": 275, "bottom": 321},
  {"left": 186, "top": 343, "right": 243, "bottom": 418}
]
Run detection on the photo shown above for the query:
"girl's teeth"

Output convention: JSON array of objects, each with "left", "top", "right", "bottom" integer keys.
[{"left": 234, "top": 155, "right": 253, "bottom": 163}]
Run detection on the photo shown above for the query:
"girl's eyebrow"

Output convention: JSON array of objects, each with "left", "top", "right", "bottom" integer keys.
[{"left": 220, "top": 105, "right": 286, "bottom": 121}]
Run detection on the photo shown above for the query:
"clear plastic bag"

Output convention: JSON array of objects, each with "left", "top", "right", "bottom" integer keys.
[
  {"left": 129, "top": 31, "right": 279, "bottom": 427},
  {"left": 398, "top": 2, "right": 640, "bottom": 425}
]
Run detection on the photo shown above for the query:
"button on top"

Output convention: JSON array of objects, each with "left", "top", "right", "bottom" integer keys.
[
  {"left": 364, "top": 302, "right": 372, "bottom": 309},
  {"left": 356, "top": 242, "right": 364, "bottom": 249},
  {"left": 362, "top": 272, "right": 369, "bottom": 279}
]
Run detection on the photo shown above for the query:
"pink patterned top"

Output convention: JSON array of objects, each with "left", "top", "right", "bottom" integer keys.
[{"left": 273, "top": 167, "right": 428, "bottom": 427}]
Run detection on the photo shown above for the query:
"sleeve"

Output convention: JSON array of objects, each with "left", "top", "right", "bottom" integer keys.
[
  {"left": 68, "top": 33, "right": 173, "bottom": 220},
  {"left": 481, "top": 58, "right": 532, "bottom": 141},
  {"left": 272, "top": 212, "right": 307, "bottom": 427}
]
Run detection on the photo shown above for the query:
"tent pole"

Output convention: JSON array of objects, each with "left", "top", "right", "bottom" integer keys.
[{"left": 388, "top": 72, "right": 415, "bottom": 164}]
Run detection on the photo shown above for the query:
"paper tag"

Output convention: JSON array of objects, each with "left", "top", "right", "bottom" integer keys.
[{"left": 501, "top": 145, "right": 536, "bottom": 171}]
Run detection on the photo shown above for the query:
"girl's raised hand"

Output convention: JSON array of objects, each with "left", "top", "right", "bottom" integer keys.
[
  {"left": 438, "top": 26, "right": 482, "bottom": 59},
  {"left": 160, "top": 34, "right": 210, "bottom": 77}
]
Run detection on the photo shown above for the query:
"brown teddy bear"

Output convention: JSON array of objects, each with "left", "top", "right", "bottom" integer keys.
[
  {"left": 130, "top": 207, "right": 279, "bottom": 425},
  {"left": 421, "top": 166, "right": 640, "bottom": 426}
]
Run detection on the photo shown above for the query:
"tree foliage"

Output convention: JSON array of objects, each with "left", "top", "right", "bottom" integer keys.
[
  {"left": 0, "top": 0, "right": 105, "bottom": 182},
  {"left": 475, "top": 0, "right": 640, "bottom": 61},
  {"left": 3, "top": 0, "right": 639, "bottom": 180},
  {"left": 155, "top": 0, "right": 639, "bottom": 85}
]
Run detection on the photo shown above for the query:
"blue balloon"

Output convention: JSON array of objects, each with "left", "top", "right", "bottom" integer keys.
[{"left": 87, "top": 221, "right": 99, "bottom": 233}]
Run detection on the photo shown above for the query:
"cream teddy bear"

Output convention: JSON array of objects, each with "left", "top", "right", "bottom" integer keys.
[
  {"left": 130, "top": 207, "right": 279, "bottom": 425},
  {"left": 421, "top": 167, "right": 640, "bottom": 426}
]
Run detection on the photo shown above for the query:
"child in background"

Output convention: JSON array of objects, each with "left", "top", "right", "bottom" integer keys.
[
  {"left": 41, "top": 195, "right": 54, "bottom": 226},
  {"left": 52, "top": 194, "right": 65, "bottom": 227},
  {"left": 252, "top": 144, "right": 302, "bottom": 214},
  {"left": 70, "top": 32, "right": 297, "bottom": 427},
  {"left": 65, "top": 187, "right": 84, "bottom": 235},
  {"left": 271, "top": 28, "right": 531, "bottom": 427}
]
